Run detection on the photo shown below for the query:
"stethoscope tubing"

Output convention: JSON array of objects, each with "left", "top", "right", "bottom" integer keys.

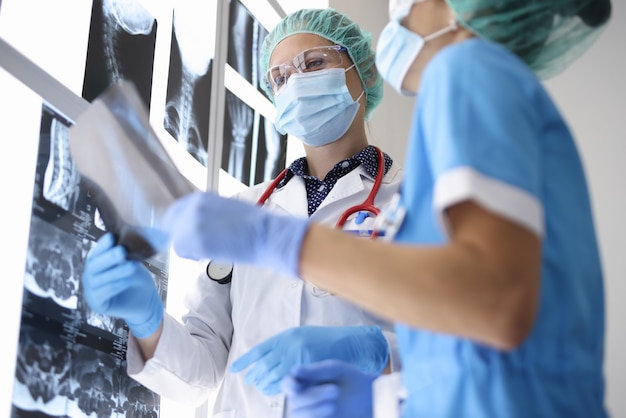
[
  {"left": 247, "top": 146, "right": 386, "bottom": 294},
  {"left": 258, "top": 146, "right": 385, "bottom": 237}
]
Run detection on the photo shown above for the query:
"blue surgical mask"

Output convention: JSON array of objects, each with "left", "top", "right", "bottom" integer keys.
[
  {"left": 274, "top": 66, "right": 363, "bottom": 147},
  {"left": 376, "top": 19, "right": 457, "bottom": 96}
]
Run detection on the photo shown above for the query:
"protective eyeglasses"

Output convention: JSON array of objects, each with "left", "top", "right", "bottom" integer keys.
[{"left": 264, "top": 45, "right": 348, "bottom": 95}]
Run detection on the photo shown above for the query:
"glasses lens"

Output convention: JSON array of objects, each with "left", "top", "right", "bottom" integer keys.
[
  {"left": 266, "top": 46, "right": 345, "bottom": 94},
  {"left": 265, "top": 66, "right": 289, "bottom": 93},
  {"left": 295, "top": 46, "right": 343, "bottom": 73}
]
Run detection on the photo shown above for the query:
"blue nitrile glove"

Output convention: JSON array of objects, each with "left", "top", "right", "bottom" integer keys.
[
  {"left": 282, "top": 359, "right": 375, "bottom": 418},
  {"left": 81, "top": 232, "right": 164, "bottom": 338},
  {"left": 230, "top": 325, "right": 388, "bottom": 396},
  {"left": 163, "top": 191, "right": 309, "bottom": 278}
]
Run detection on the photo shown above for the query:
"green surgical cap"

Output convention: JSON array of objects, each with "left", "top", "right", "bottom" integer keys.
[
  {"left": 260, "top": 8, "right": 383, "bottom": 121},
  {"left": 446, "top": 0, "right": 611, "bottom": 79}
]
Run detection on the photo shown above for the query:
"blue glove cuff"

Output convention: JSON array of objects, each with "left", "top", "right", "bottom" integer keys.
[
  {"left": 126, "top": 291, "right": 164, "bottom": 339},
  {"left": 257, "top": 212, "right": 309, "bottom": 278},
  {"left": 364, "top": 326, "right": 390, "bottom": 375}
]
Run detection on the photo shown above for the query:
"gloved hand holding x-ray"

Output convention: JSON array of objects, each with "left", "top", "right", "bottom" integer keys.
[
  {"left": 68, "top": 80, "right": 198, "bottom": 260},
  {"left": 81, "top": 232, "right": 164, "bottom": 339}
]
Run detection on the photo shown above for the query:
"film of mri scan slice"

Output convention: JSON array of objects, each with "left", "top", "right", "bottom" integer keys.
[{"left": 68, "top": 80, "right": 198, "bottom": 260}]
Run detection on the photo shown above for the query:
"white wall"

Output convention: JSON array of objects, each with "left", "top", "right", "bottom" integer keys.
[
  {"left": 330, "top": 1, "right": 625, "bottom": 416},
  {"left": 544, "top": 4, "right": 626, "bottom": 415},
  {"left": 329, "top": 0, "right": 414, "bottom": 163}
]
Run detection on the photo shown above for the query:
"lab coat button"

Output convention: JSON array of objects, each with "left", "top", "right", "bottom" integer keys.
[{"left": 291, "top": 282, "right": 298, "bottom": 288}]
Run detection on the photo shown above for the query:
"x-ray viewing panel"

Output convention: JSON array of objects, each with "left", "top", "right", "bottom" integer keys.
[{"left": 0, "top": 64, "right": 171, "bottom": 416}]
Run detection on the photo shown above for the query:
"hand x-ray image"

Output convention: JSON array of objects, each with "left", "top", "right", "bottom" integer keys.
[
  {"left": 82, "top": 0, "right": 157, "bottom": 109},
  {"left": 223, "top": 0, "right": 287, "bottom": 186},
  {"left": 222, "top": 90, "right": 287, "bottom": 186},
  {"left": 163, "top": 4, "right": 215, "bottom": 167}
]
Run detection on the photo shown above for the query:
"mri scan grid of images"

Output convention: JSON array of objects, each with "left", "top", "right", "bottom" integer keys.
[
  {"left": 11, "top": 106, "right": 169, "bottom": 418},
  {"left": 2, "top": 0, "right": 287, "bottom": 415}
]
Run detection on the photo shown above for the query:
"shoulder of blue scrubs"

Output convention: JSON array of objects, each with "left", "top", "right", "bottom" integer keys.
[{"left": 415, "top": 37, "right": 547, "bottom": 237}]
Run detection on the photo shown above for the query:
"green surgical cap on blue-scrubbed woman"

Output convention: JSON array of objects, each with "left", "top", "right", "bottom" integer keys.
[
  {"left": 260, "top": 8, "right": 383, "bottom": 121},
  {"left": 445, "top": 0, "right": 611, "bottom": 79}
]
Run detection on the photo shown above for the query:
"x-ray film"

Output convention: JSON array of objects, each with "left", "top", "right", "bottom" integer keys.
[{"left": 68, "top": 80, "right": 198, "bottom": 260}]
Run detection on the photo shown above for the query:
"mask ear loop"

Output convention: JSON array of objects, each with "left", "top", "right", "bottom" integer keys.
[
  {"left": 343, "top": 62, "right": 366, "bottom": 105},
  {"left": 354, "top": 89, "right": 366, "bottom": 104},
  {"left": 423, "top": 20, "right": 458, "bottom": 42}
]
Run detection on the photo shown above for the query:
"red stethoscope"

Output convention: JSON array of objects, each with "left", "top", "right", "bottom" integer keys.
[
  {"left": 206, "top": 146, "right": 387, "bottom": 286},
  {"left": 257, "top": 146, "right": 386, "bottom": 237}
]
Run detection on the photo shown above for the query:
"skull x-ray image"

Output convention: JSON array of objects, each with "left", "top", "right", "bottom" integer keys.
[
  {"left": 163, "top": 4, "right": 215, "bottom": 167},
  {"left": 82, "top": 0, "right": 157, "bottom": 109},
  {"left": 223, "top": 0, "right": 287, "bottom": 186}
]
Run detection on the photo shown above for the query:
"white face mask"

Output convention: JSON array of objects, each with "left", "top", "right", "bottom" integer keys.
[
  {"left": 389, "top": 0, "right": 421, "bottom": 21},
  {"left": 273, "top": 66, "right": 363, "bottom": 147},
  {"left": 375, "top": 5, "right": 457, "bottom": 96}
]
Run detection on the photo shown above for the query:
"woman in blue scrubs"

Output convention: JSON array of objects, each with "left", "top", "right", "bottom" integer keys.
[{"left": 164, "top": 0, "right": 613, "bottom": 416}]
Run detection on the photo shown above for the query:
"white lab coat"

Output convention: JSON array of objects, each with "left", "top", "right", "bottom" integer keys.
[{"left": 127, "top": 161, "right": 404, "bottom": 418}]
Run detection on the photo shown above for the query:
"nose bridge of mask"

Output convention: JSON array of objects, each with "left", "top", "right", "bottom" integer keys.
[
  {"left": 274, "top": 68, "right": 351, "bottom": 115},
  {"left": 278, "top": 64, "right": 355, "bottom": 98},
  {"left": 272, "top": 48, "right": 346, "bottom": 94}
]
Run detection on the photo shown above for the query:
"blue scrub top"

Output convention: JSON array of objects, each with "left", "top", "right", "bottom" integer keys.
[{"left": 394, "top": 38, "right": 607, "bottom": 417}]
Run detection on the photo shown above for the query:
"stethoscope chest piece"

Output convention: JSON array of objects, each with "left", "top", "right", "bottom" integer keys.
[{"left": 206, "top": 260, "right": 234, "bottom": 284}]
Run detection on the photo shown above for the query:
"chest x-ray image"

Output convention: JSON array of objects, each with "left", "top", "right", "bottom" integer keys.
[
  {"left": 223, "top": 0, "right": 287, "bottom": 186},
  {"left": 163, "top": 3, "right": 216, "bottom": 167},
  {"left": 82, "top": 0, "right": 157, "bottom": 109}
]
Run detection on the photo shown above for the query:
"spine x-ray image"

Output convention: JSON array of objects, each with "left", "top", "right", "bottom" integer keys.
[
  {"left": 163, "top": 4, "right": 215, "bottom": 167},
  {"left": 82, "top": 0, "right": 157, "bottom": 110},
  {"left": 223, "top": 0, "right": 287, "bottom": 186},
  {"left": 11, "top": 106, "right": 168, "bottom": 417}
]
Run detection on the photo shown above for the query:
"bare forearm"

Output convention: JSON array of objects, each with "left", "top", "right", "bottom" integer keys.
[
  {"left": 135, "top": 320, "right": 164, "bottom": 360},
  {"left": 299, "top": 209, "right": 540, "bottom": 350}
]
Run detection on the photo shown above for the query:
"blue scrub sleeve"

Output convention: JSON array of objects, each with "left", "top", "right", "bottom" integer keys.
[{"left": 420, "top": 41, "right": 543, "bottom": 201}]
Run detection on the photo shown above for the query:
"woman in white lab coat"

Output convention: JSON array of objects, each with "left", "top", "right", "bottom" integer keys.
[{"left": 81, "top": 7, "right": 402, "bottom": 418}]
